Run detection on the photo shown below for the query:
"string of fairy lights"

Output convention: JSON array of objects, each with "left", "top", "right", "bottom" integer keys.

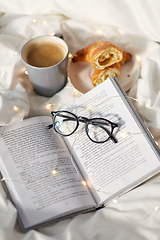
[{"left": 0, "top": 16, "right": 160, "bottom": 221}]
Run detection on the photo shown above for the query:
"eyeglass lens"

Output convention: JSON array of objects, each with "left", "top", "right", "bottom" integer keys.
[
  {"left": 54, "top": 112, "right": 78, "bottom": 136},
  {"left": 87, "top": 119, "right": 112, "bottom": 143}
]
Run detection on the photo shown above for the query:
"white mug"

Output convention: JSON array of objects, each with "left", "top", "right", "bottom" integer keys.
[{"left": 21, "top": 35, "right": 68, "bottom": 97}]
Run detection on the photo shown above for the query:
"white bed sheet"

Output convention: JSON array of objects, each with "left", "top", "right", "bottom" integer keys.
[{"left": 0, "top": 1, "right": 160, "bottom": 239}]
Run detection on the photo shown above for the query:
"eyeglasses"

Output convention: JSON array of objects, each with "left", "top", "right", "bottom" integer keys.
[{"left": 46, "top": 110, "right": 118, "bottom": 144}]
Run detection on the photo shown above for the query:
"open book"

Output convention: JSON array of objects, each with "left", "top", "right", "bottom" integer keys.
[{"left": 0, "top": 77, "right": 160, "bottom": 231}]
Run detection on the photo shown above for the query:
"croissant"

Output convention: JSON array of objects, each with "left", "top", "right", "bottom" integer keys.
[
  {"left": 72, "top": 41, "right": 123, "bottom": 70},
  {"left": 91, "top": 52, "right": 132, "bottom": 87}
]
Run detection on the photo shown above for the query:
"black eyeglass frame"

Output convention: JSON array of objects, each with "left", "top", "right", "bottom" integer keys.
[{"left": 47, "top": 110, "right": 118, "bottom": 144}]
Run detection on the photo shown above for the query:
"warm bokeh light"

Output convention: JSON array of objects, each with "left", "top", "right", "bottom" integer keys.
[
  {"left": 119, "top": 131, "right": 128, "bottom": 138},
  {"left": 42, "top": 21, "right": 48, "bottom": 25},
  {"left": 82, "top": 180, "right": 87, "bottom": 186},
  {"left": 96, "top": 30, "right": 103, "bottom": 34},
  {"left": 68, "top": 53, "right": 72, "bottom": 58},
  {"left": 51, "top": 169, "right": 57, "bottom": 175},
  {"left": 136, "top": 55, "right": 141, "bottom": 62},
  {"left": 13, "top": 106, "right": 18, "bottom": 111},
  {"left": 46, "top": 104, "right": 52, "bottom": 109},
  {"left": 155, "top": 206, "right": 159, "bottom": 211}
]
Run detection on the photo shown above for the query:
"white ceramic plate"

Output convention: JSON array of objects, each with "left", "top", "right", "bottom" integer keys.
[{"left": 68, "top": 55, "right": 140, "bottom": 93}]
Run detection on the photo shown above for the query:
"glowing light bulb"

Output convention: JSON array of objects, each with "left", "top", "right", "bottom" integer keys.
[
  {"left": 14, "top": 52, "right": 18, "bottom": 55},
  {"left": 82, "top": 180, "right": 87, "bottom": 186},
  {"left": 96, "top": 30, "right": 103, "bottom": 34},
  {"left": 32, "top": 18, "right": 36, "bottom": 23},
  {"left": 136, "top": 56, "right": 141, "bottom": 62},
  {"left": 68, "top": 53, "right": 72, "bottom": 58},
  {"left": 119, "top": 131, "right": 128, "bottom": 138},
  {"left": 51, "top": 169, "right": 57, "bottom": 175},
  {"left": 155, "top": 206, "right": 159, "bottom": 211},
  {"left": 46, "top": 104, "right": 52, "bottom": 109},
  {"left": 42, "top": 21, "right": 48, "bottom": 25},
  {"left": 74, "top": 88, "right": 78, "bottom": 93},
  {"left": 13, "top": 106, "right": 18, "bottom": 111}
]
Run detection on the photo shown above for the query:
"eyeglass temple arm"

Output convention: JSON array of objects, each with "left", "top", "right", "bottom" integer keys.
[
  {"left": 107, "top": 130, "right": 118, "bottom": 143},
  {"left": 46, "top": 124, "right": 53, "bottom": 129}
]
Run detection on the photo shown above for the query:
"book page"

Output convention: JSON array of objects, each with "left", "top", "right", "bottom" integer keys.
[
  {"left": 0, "top": 116, "right": 96, "bottom": 230},
  {"left": 64, "top": 79, "right": 160, "bottom": 205}
]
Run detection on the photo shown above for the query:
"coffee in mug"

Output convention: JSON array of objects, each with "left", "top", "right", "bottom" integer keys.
[
  {"left": 21, "top": 36, "right": 68, "bottom": 97},
  {"left": 26, "top": 41, "right": 66, "bottom": 68}
]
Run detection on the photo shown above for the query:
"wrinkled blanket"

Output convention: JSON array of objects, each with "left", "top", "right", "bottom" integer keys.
[{"left": 0, "top": 1, "right": 160, "bottom": 239}]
